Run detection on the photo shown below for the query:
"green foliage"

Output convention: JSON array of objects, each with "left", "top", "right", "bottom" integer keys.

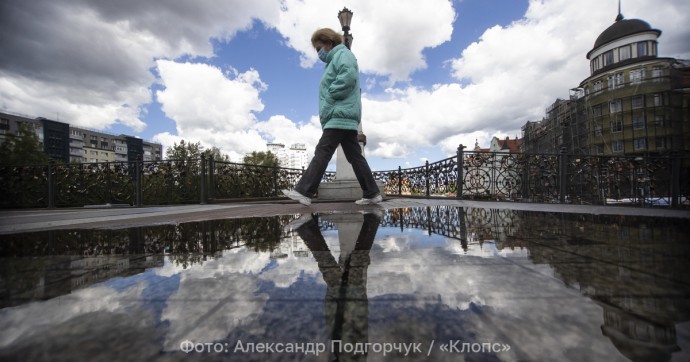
[
  {"left": 243, "top": 151, "right": 280, "bottom": 167},
  {"left": 165, "top": 140, "right": 231, "bottom": 162},
  {"left": 202, "top": 146, "right": 230, "bottom": 162},
  {"left": 0, "top": 123, "right": 49, "bottom": 166},
  {"left": 165, "top": 140, "right": 203, "bottom": 161}
]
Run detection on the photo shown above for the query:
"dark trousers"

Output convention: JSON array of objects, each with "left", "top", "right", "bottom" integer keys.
[{"left": 295, "top": 129, "right": 380, "bottom": 199}]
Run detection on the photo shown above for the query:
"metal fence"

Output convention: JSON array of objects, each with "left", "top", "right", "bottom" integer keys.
[
  {"left": 372, "top": 146, "right": 689, "bottom": 208},
  {"left": 1, "top": 146, "right": 688, "bottom": 208}
]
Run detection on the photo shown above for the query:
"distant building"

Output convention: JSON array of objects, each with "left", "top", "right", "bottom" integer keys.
[
  {"left": 0, "top": 111, "right": 162, "bottom": 163},
  {"left": 265, "top": 142, "right": 310, "bottom": 169},
  {"left": 522, "top": 11, "right": 690, "bottom": 156},
  {"left": 473, "top": 136, "right": 523, "bottom": 153},
  {"left": 470, "top": 136, "right": 523, "bottom": 199}
]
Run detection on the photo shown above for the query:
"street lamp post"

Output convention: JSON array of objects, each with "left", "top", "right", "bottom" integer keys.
[{"left": 338, "top": 7, "right": 354, "bottom": 49}]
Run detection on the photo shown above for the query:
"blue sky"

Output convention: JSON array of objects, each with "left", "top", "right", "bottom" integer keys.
[{"left": 1, "top": 0, "right": 689, "bottom": 170}]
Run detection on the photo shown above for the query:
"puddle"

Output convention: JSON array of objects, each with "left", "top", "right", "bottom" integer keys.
[{"left": 0, "top": 207, "right": 688, "bottom": 361}]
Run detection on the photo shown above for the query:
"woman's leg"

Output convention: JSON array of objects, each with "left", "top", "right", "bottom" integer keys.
[
  {"left": 340, "top": 131, "right": 380, "bottom": 199},
  {"left": 295, "top": 129, "right": 341, "bottom": 197}
]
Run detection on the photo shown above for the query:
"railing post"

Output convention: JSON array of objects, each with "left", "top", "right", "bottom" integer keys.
[
  {"left": 272, "top": 165, "right": 279, "bottom": 197},
  {"left": 425, "top": 160, "right": 430, "bottom": 197},
  {"left": 522, "top": 155, "right": 530, "bottom": 200},
  {"left": 397, "top": 166, "right": 402, "bottom": 196},
  {"left": 47, "top": 160, "right": 55, "bottom": 209},
  {"left": 200, "top": 155, "right": 207, "bottom": 204},
  {"left": 208, "top": 156, "right": 215, "bottom": 203},
  {"left": 559, "top": 147, "right": 567, "bottom": 204},
  {"left": 456, "top": 144, "right": 465, "bottom": 200},
  {"left": 135, "top": 155, "right": 142, "bottom": 207},
  {"left": 670, "top": 152, "right": 680, "bottom": 208}
]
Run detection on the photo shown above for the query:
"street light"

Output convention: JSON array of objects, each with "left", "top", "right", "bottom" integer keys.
[{"left": 338, "top": 7, "right": 354, "bottom": 49}]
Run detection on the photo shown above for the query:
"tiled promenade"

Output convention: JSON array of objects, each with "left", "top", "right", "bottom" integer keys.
[{"left": 1, "top": 197, "right": 688, "bottom": 234}]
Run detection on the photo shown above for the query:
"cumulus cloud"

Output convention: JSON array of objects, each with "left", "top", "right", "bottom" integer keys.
[
  {"left": 153, "top": 61, "right": 325, "bottom": 160},
  {"left": 273, "top": 0, "right": 455, "bottom": 82},
  {"left": 153, "top": 60, "right": 268, "bottom": 160},
  {"left": 0, "top": 0, "right": 279, "bottom": 132}
]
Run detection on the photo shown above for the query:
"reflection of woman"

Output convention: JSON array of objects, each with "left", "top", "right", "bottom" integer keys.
[
  {"left": 292, "top": 212, "right": 380, "bottom": 361},
  {"left": 283, "top": 28, "right": 381, "bottom": 206}
]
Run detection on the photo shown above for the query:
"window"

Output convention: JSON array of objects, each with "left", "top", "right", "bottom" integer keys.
[
  {"left": 612, "top": 141, "right": 624, "bottom": 153},
  {"left": 637, "top": 42, "right": 648, "bottom": 57},
  {"left": 619, "top": 45, "right": 631, "bottom": 61},
  {"left": 654, "top": 115, "right": 664, "bottom": 127},
  {"left": 652, "top": 66, "right": 663, "bottom": 81},
  {"left": 611, "top": 118, "right": 623, "bottom": 133},
  {"left": 591, "top": 57, "right": 600, "bottom": 73},
  {"left": 592, "top": 105, "right": 602, "bottom": 117},
  {"left": 633, "top": 138, "right": 647, "bottom": 150},
  {"left": 632, "top": 113, "right": 645, "bottom": 129},
  {"left": 608, "top": 73, "right": 624, "bottom": 89},
  {"left": 610, "top": 99, "right": 622, "bottom": 113},
  {"left": 593, "top": 80, "right": 603, "bottom": 92},
  {"left": 595, "top": 123, "right": 603, "bottom": 136},
  {"left": 655, "top": 137, "right": 667, "bottom": 149},
  {"left": 91, "top": 135, "right": 97, "bottom": 140},
  {"left": 596, "top": 145, "right": 604, "bottom": 155},
  {"left": 630, "top": 69, "right": 644, "bottom": 84},
  {"left": 603, "top": 50, "right": 614, "bottom": 66},
  {"left": 651, "top": 42, "right": 657, "bottom": 56},
  {"left": 632, "top": 95, "right": 644, "bottom": 109},
  {"left": 653, "top": 93, "right": 663, "bottom": 107}
]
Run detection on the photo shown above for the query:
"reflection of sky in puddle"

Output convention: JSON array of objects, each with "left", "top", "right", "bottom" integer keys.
[{"left": 0, "top": 208, "right": 688, "bottom": 361}]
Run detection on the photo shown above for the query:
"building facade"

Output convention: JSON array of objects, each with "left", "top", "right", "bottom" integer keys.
[
  {"left": 0, "top": 111, "right": 162, "bottom": 163},
  {"left": 522, "top": 12, "right": 690, "bottom": 157},
  {"left": 266, "top": 142, "right": 310, "bottom": 169}
]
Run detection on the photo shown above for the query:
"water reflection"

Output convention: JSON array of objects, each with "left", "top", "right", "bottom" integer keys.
[
  {"left": 293, "top": 212, "right": 379, "bottom": 361},
  {"left": 0, "top": 207, "right": 688, "bottom": 361}
]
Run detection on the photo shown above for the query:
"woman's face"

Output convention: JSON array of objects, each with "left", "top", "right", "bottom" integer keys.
[{"left": 313, "top": 40, "right": 333, "bottom": 53}]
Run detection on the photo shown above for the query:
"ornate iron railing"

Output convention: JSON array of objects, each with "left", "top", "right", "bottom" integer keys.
[
  {"left": 0, "top": 146, "right": 687, "bottom": 208},
  {"left": 373, "top": 146, "right": 689, "bottom": 208}
]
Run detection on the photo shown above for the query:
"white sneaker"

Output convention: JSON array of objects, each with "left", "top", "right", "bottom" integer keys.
[
  {"left": 282, "top": 189, "right": 311, "bottom": 206},
  {"left": 355, "top": 194, "right": 383, "bottom": 205}
]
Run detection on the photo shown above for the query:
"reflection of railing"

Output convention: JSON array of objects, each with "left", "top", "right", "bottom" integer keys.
[{"left": 1, "top": 147, "right": 687, "bottom": 208}]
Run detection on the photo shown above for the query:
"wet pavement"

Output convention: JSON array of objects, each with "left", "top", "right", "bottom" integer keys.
[{"left": 0, "top": 199, "right": 689, "bottom": 361}]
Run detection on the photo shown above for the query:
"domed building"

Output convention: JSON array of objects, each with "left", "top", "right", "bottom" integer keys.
[{"left": 579, "top": 11, "right": 689, "bottom": 156}]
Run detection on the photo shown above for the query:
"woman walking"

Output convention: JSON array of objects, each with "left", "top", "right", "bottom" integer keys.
[{"left": 283, "top": 28, "right": 381, "bottom": 206}]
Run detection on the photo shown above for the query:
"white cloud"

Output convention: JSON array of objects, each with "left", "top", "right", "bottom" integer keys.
[
  {"left": 273, "top": 0, "right": 455, "bottom": 82},
  {"left": 153, "top": 61, "right": 328, "bottom": 161},
  {"left": 0, "top": 0, "right": 280, "bottom": 132},
  {"left": 154, "top": 60, "right": 269, "bottom": 160}
]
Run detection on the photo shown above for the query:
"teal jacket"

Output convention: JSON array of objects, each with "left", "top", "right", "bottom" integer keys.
[{"left": 318, "top": 44, "right": 361, "bottom": 131}]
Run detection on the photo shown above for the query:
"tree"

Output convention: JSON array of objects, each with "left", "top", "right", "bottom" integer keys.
[
  {"left": 243, "top": 151, "right": 280, "bottom": 167},
  {"left": 202, "top": 146, "right": 230, "bottom": 162},
  {"left": 165, "top": 140, "right": 203, "bottom": 161},
  {"left": 0, "top": 122, "right": 49, "bottom": 166}
]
